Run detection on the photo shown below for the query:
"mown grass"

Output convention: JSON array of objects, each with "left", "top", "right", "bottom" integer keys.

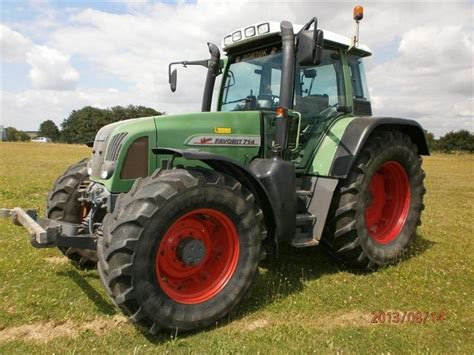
[{"left": 0, "top": 142, "right": 473, "bottom": 353}]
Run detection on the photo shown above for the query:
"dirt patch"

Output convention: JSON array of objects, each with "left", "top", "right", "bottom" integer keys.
[
  {"left": 81, "top": 315, "right": 128, "bottom": 335},
  {"left": 317, "top": 310, "right": 373, "bottom": 328},
  {"left": 0, "top": 315, "right": 129, "bottom": 343},
  {"left": 0, "top": 321, "right": 78, "bottom": 343},
  {"left": 231, "top": 311, "right": 373, "bottom": 332},
  {"left": 44, "top": 256, "right": 69, "bottom": 265},
  {"left": 245, "top": 319, "right": 270, "bottom": 331},
  {"left": 4, "top": 306, "right": 16, "bottom": 315}
]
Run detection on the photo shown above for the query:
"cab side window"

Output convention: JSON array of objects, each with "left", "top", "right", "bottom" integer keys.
[
  {"left": 348, "top": 54, "right": 372, "bottom": 115},
  {"left": 294, "top": 49, "right": 344, "bottom": 125}
]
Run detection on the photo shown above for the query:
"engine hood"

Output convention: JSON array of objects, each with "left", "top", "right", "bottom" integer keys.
[
  {"left": 154, "top": 111, "right": 262, "bottom": 162},
  {"left": 90, "top": 111, "right": 263, "bottom": 193}
]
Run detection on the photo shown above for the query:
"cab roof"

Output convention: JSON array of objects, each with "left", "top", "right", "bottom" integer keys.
[{"left": 222, "top": 21, "right": 371, "bottom": 57}]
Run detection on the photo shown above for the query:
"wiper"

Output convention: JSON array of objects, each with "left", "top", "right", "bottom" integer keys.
[{"left": 222, "top": 97, "right": 251, "bottom": 105}]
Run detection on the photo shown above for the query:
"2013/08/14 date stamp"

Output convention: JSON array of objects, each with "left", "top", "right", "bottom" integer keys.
[{"left": 371, "top": 311, "right": 446, "bottom": 324}]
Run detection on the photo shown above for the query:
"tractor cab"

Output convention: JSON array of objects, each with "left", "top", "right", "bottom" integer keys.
[
  {"left": 170, "top": 19, "right": 373, "bottom": 169},
  {"left": 223, "top": 23, "right": 372, "bottom": 170},
  {"left": 219, "top": 21, "right": 372, "bottom": 118}
]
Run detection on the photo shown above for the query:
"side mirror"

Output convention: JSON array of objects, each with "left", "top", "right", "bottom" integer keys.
[
  {"left": 169, "top": 68, "right": 177, "bottom": 92},
  {"left": 297, "top": 29, "right": 324, "bottom": 66}
]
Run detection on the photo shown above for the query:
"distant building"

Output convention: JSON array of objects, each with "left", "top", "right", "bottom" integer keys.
[{"left": 0, "top": 125, "right": 5, "bottom": 142}]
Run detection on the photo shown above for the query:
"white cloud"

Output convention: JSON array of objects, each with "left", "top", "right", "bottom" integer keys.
[
  {"left": 368, "top": 24, "right": 473, "bottom": 136},
  {"left": 1, "top": 87, "right": 145, "bottom": 130},
  {"left": 0, "top": 24, "right": 32, "bottom": 61},
  {"left": 26, "top": 45, "right": 79, "bottom": 90},
  {"left": 1, "top": 0, "right": 472, "bottom": 136}
]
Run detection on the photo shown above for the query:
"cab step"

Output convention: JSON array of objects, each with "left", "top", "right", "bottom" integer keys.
[
  {"left": 296, "top": 213, "right": 316, "bottom": 225},
  {"left": 296, "top": 190, "right": 313, "bottom": 197},
  {"left": 290, "top": 232, "right": 319, "bottom": 247},
  {"left": 292, "top": 213, "right": 319, "bottom": 247}
]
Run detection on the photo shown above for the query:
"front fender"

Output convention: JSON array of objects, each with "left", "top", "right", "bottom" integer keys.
[{"left": 153, "top": 148, "right": 280, "bottom": 247}]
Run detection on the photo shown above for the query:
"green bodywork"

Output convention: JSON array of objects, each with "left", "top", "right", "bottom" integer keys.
[
  {"left": 91, "top": 110, "right": 353, "bottom": 193},
  {"left": 93, "top": 111, "right": 263, "bottom": 192},
  {"left": 90, "top": 43, "right": 360, "bottom": 193}
]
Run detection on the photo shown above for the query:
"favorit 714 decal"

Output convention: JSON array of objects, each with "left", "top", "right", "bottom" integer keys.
[{"left": 185, "top": 134, "right": 261, "bottom": 147}]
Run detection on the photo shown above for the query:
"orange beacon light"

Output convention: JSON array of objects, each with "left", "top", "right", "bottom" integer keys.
[{"left": 353, "top": 5, "right": 364, "bottom": 21}]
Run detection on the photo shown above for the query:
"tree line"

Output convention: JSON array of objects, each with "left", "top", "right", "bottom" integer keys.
[
  {"left": 3, "top": 105, "right": 163, "bottom": 144},
  {"left": 3, "top": 106, "right": 473, "bottom": 153},
  {"left": 424, "top": 130, "right": 474, "bottom": 153}
]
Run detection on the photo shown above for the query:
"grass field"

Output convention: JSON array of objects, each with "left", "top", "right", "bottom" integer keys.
[{"left": 0, "top": 142, "right": 473, "bottom": 354}]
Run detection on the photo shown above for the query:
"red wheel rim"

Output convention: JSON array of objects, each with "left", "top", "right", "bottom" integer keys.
[
  {"left": 155, "top": 208, "right": 240, "bottom": 304},
  {"left": 364, "top": 161, "right": 411, "bottom": 244}
]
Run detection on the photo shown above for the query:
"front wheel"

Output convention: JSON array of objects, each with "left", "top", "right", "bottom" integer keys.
[
  {"left": 322, "top": 130, "right": 426, "bottom": 269},
  {"left": 46, "top": 158, "right": 97, "bottom": 268},
  {"left": 97, "top": 168, "right": 266, "bottom": 332}
]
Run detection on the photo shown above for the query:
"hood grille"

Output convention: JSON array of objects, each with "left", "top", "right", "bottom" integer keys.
[{"left": 105, "top": 133, "right": 128, "bottom": 162}]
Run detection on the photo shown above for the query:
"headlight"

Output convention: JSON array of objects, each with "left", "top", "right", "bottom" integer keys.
[
  {"left": 257, "top": 23, "right": 270, "bottom": 34},
  {"left": 100, "top": 162, "right": 115, "bottom": 179},
  {"left": 86, "top": 160, "right": 93, "bottom": 176},
  {"left": 244, "top": 26, "right": 256, "bottom": 37},
  {"left": 223, "top": 35, "right": 232, "bottom": 46},
  {"left": 232, "top": 30, "right": 242, "bottom": 42}
]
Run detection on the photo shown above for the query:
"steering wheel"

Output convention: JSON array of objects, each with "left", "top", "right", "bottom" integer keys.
[
  {"left": 318, "top": 102, "right": 339, "bottom": 119},
  {"left": 257, "top": 94, "right": 280, "bottom": 109}
]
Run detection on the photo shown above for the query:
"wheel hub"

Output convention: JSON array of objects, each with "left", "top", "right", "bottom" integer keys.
[
  {"left": 155, "top": 208, "right": 240, "bottom": 304},
  {"left": 176, "top": 238, "right": 206, "bottom": 266},
  {"left": 364, "top": 161, "right": 411, "bottom": 244}
]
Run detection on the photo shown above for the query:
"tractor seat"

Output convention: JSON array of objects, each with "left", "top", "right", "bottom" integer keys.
[{"left": 295, "top": 94, "right": 329, "bottom": 122}]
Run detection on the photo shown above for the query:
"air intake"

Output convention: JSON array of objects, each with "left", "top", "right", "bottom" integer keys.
[{"left": 105, "top": 133, "right": 128, "bottom": 161}]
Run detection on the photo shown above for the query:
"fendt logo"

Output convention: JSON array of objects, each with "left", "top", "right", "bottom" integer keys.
[
  {"left": 200, "top": 137, "right": 213, "bottom": 144},
  {"left": 186, "top": 135, "right": 261, "bottom": 147}
]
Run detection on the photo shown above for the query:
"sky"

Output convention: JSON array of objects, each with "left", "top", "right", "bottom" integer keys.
[{"left": 0, "top": 0, "right": 472, "bottom": 137}]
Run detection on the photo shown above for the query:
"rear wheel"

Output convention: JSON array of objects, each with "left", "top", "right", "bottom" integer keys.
[
  {"left": 323, "top": 130, "right": 426, "bottom": 269},
  {"left": 46, "top": 159, "right": 97, "bottom": 268},
  {"left": 97, "top": 168, "right": 266, "bottom": 332}
]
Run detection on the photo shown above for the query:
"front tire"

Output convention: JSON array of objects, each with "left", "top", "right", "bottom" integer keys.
[
  {"left": 323, "top": 130, "right": 426, "bottom": 269},
  {"left": 46, "top": 158, "right": 97, "bottom": 268},
  {"left": 97, "top": 168, "right": 266, "bottom": 332}
]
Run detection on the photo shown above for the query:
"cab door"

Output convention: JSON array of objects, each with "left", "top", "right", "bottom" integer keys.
[{"left": 291, "top": 48, "right": 346, "bottom": 170}]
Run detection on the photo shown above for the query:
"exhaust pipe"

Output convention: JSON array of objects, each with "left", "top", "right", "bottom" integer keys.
[
  {"left": 272, "top": 21, "right": 295, "bottom": 157},
  {"left": 201, "top": 42, "right": 221, "bottom": 112}
]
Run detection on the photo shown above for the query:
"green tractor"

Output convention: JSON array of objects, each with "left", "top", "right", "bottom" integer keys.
[{"left": 2, "top": 9, "right": 427, "bottom": 333}]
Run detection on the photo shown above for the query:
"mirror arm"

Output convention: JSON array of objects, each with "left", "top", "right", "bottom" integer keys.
[
  {"left": 297, "top": 17, "right": 317, "bottom": 36},
  {"left": 168, "top": 60, "right": 209, "bottom": 84}
]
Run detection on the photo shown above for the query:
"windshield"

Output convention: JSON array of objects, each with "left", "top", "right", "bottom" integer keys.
[
  {"left": 221, "top": 48, "right": 282, "bottom": 112},
  {"left": 220, "top": 47, "right": 345, "bottom": 117}
]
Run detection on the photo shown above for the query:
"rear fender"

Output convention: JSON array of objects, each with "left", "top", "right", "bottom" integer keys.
[{"left": 329, "top": 117, "right": 429, "bottom": 179}]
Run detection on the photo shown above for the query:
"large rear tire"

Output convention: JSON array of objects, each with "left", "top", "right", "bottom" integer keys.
[
  {"left": 46, "top": 158, "right": 97, "bottom": 268},
  {"left": 322, "top": 130, "right": 426, "bottom": 269},
  {"left": 97, "top": 168, "right": 266, "bottom": 332}
]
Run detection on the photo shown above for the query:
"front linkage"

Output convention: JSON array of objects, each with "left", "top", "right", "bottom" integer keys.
[
  {"left": 0, "top": 207, "right": 97, "bottom": 251},
  {"left": 0, "top": 178, "right": 110, "bottom": 252}
]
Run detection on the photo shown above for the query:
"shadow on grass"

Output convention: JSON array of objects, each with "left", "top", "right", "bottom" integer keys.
[
  {"left": 142, "top": 233, "right": 436, "bottom": 343},
  {"left": 401, "top": 233, "right": 437, "bottom": 262},
  {"left": 57, "top": 270, "right": 117, "bottom": 316},
  {"left": 242, "top": 246, "right": 339, "bottom": 312},
  {"left": 55, "top": 233, "right": 434, "bottom": 344}
]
